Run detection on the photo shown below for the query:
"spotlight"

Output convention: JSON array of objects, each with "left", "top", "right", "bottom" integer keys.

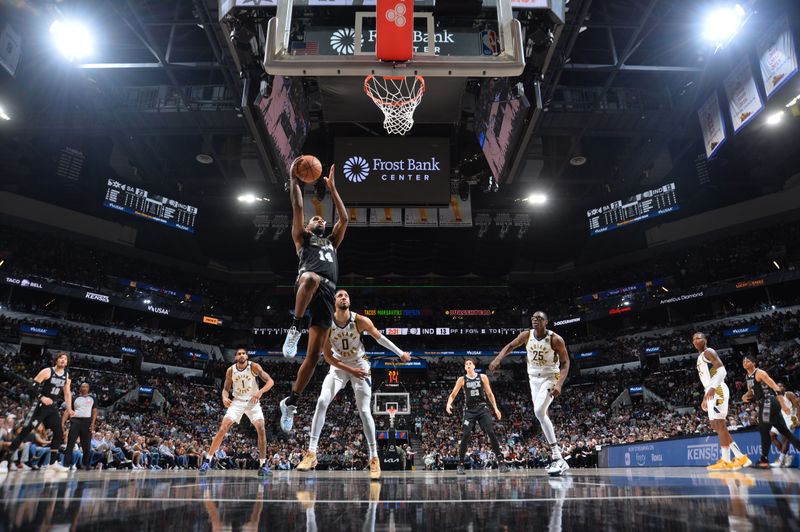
[
  {"left": 525, "top": 193, "right": 547, "bottom": 205},
  {"left": 702, "top": 4, "right": 746, "bottom": 49},
  {"left": 143, "top": 299, "right": 151, "bottom": 304},
  {"left": 0, "top": 106, "right": 9, "bottom": 121},
  {"left": 237, "top": 193, "right": 269, "bottom": 203},
  {"left": 773, "top": 260, "right": 781, "bottom": 270},
  {"left": 50, "top": 20, "right": 94, "bottom": 61},
  {"left": 766, "top": 111, "right": 784, "bottom": 125}
]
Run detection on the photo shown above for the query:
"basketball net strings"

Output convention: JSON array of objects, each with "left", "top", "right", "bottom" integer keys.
[{"left": 366, "top": 76, "right": 424, "bottom": 136}]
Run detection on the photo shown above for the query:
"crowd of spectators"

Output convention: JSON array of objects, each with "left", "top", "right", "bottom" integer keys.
[
  {"left": 0, "top": 313, "right": 213, "bottom": 369},
  {"left": 2, "top": 302, "right": 798, "bottom": 474}
]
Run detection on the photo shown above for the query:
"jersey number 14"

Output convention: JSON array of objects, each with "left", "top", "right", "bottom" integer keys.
[{"left": 318, "top": 250, "right": 334, "bottom": 263}]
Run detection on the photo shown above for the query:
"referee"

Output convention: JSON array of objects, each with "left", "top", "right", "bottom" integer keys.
[{"left": 63, "top": 382, "right": 96, "bottom": 470}]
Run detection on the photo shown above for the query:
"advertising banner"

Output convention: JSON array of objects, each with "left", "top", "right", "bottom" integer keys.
[
  {"left": 604, "top": 429, "right": 799, "bottom": 467},
  {"left": 438, "top": 196, "right": 473, "bottom": 227},
  {"left": 335, "top": 137, "right": 450, "bottom": 205}
]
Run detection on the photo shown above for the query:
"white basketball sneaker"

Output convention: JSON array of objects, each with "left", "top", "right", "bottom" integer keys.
[
  {"left": 282, "top": 326, "right": 301, "bottom": 358},
  {"left": 279, "top": 397, "right": 297, "bottom": 433},
  {"left": 546, "top": 458, "right": 570, "bottom": 476}
]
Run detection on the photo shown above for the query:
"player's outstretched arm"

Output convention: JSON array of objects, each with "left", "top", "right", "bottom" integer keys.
[
  {"left": 289, "top": 157, "right": 306, "bottom": 251},
  {"left": 358, "top": 315, "right": 411, "bottom": 361},
  {"left": 481, "top": 374, "right": 502, "bottom": 420},
  {"left": 326, "top": 164, "right": 349, "bottom": 248},
  {"left": 756, "top": 369, "right": 784, "bottom": 395},
  {"left": 551, "top": 334, "right": 570, "bottom": 398},
  {"left": 446, "top": 377, "right": 464, "bottom": 415},
  {"left": 489, "top": 331, "right": 529, "bottom": 372}
]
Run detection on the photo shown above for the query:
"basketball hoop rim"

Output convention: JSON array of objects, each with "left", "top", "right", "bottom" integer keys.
[{"left": 363, "top": 74, "right": 426, "bottom": 108}]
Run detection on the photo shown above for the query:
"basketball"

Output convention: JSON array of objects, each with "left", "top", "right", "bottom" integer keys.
[{"left": 293, "top": 155, "right": 323, "bottom": 184}]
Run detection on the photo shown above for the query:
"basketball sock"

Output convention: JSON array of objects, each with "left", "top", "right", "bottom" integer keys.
[
  {"left": 721, "top": 445, "right": 731, "bottom": 462},
  {"left": 286, "top": 391, "right": 300, "bottom": 407},
  {"left": 308, "top": 439, "right": 319, "bottom": 454},
  {"left": 259, "top": 458, "right": 266, "bottom": 466},
  {"left": 729, "top": 441, "right": 744, "bottom": 458},
  {"left": 291, "top": 316, "right": 302, "bottom": 329},
  {"left": 550, "top": 444, "right": 562, "bottom": 461},
  {"left": 202, "top": 455, "right": 210, "bottom": 464}
]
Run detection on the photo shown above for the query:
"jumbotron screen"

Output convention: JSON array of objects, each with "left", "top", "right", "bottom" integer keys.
[
  {"left": 103, "top": 179, "right": 198, "bottom": 233},
  {"left": 586, "top": 182, "right": 679, "bottom": 236}
]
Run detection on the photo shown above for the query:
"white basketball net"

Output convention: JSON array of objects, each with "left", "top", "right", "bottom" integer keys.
[{"left": 364, "top": 75, "right": 426, "bottom": 136}]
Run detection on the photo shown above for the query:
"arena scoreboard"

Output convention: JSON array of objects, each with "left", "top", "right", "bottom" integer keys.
[
  {"left": 103, "top": 179, "right": 198, "bottom": 233},
  {"left": 586, "top": 182, "right": 679, "bottom": 236}
]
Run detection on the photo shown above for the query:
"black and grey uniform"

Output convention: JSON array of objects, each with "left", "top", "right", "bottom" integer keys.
[
  {"left": 6, "top": 367, "right": 69, "bottom": 463},
  {"left": 64, "top": 394, "right": 96, "bottom": 468},
  {"left": 748, "top": 368, "right": 800, "bottom": 463},
  {"left": 295, "top": 232, "right": 338, "bottom": 328},
  {"left": 458, "top": 374, "right": 504, "bottom": 465}
]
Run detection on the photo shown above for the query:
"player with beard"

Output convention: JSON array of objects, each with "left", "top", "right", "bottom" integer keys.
[
  {"left": 295, "top": 289, "right": 411, "bottom": 480},
  {"left": 280, "top": 159, "right": 349, "bottom": 434},
  {"left": 199, "top": 347, "right": 274, "bottom": 477}
]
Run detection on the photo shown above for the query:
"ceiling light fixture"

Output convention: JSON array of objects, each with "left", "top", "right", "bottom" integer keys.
[{"left": 50, "top": 20, "right": 94, "bottom": 61}]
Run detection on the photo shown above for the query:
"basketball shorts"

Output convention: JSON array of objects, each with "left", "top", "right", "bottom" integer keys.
[
  {"left": 705, "top": 383, "right": 729, "bottom": 421},
  {"left": 327, "top": 356, "right": 372, "bottom": 396},
  {"left": 296, "top": 274, "right": 336, "bottom": 329},
  {"left": 224, "top": 398, "right": 265, "bottom": 424}
]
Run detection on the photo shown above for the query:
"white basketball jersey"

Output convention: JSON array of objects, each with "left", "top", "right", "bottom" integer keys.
[
  {"left": 231, "top": 362, "right": 259, "bottom": 400},
  {"left": 525, "top": 329, "right": 559, "bottom": 377},
  {"left": 696, "top": 351, "right": 724, "bottom": 390},
  {"left": 329, "top": 311, "right": 365, "bottom": 361}
]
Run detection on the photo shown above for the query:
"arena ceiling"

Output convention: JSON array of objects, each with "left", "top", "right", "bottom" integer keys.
[{"left": 0, "top": 0, "right": 799, "bottom": 280}]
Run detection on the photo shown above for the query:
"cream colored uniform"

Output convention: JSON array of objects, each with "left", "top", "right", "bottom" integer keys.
[
  {"left": 326, "top": 311, "right": 371, "bottom": 396},
  {"left": 526, "top": 329, "right": 561, "bottom": 444},
  {"left": 224, "top": 361, "right": 265, "bottom": 424},
  {"left": 696, "top": 351, "right": 729, "bottom": 421},
  {"left": 309, "top": 311, "right": 376, "bottom": 454}
]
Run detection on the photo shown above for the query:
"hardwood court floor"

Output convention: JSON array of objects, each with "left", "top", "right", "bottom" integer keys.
[{"left": 1, "top": 468, "right": 799, "bottom": 530}]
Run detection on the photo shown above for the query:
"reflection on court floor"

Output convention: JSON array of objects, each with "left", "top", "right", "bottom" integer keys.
[{"left": 1, "top": 469, "right": 799, "bottom": 531}]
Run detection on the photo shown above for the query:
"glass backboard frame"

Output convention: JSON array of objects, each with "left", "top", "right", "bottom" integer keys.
[{"left": 263, "top": 0, "right": 527, "bottom": 77}]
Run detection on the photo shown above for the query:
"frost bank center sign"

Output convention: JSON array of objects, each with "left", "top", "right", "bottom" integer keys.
[{"left": 335, "top": 137, "right": 450, "bottom": 205}]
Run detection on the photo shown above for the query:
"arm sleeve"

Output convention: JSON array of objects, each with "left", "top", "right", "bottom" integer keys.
[
  {"left": 706, "top": 366, "right": 726, "bottom": 391},
  {"left": 377, "top": 335, "right": 405, "bottom": 357}
]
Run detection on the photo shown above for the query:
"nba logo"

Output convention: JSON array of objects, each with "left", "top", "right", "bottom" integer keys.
[
  {"left": 480, "top": 30, "right": 498, "bottom": 56},
  {"left": 624, "top": 452, "right": 631, "bottom": 466}
]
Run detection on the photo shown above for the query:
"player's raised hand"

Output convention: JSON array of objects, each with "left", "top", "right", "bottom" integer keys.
[
  {"left": 399, "top": 352, "right": 411, "bottom": 362},
  {"left": 323, "top": 164, "right": 336, "bottom": 190}
]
